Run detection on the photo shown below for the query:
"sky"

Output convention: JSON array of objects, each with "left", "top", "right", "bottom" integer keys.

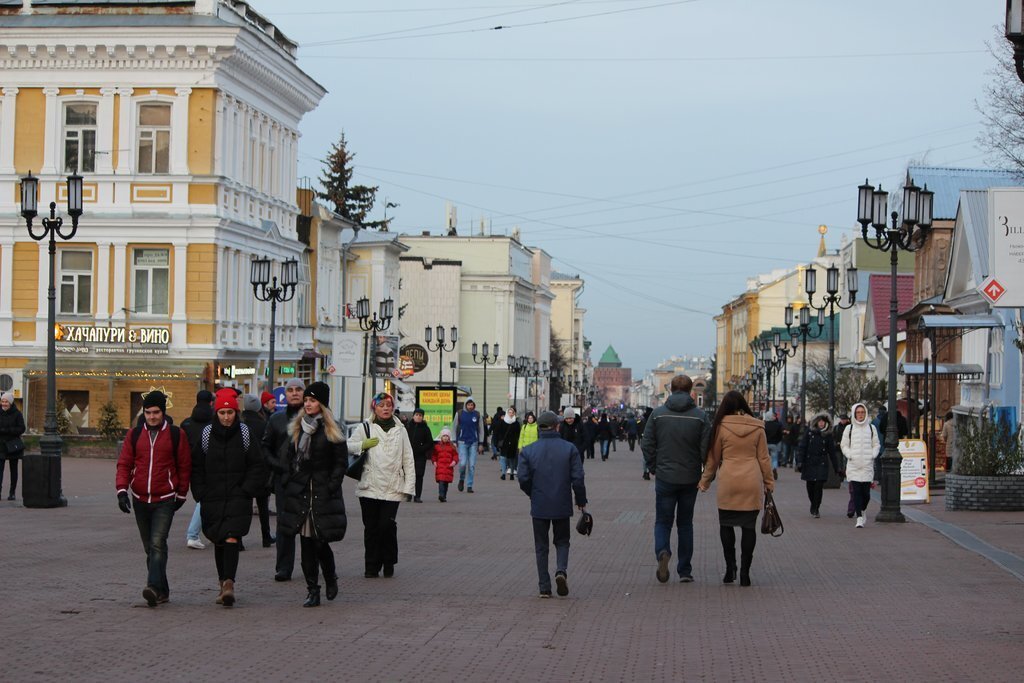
[{"left": 253, "top": 0, "right": 1002, "bottom": 376}]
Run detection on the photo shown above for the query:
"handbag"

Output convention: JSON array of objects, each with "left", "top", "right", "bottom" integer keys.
[
  {"left": 760, "top": 491, "right": 783, "bottom": 537},
  {"left": 345, "top": 422, "right": 371, "bottom": 481},
  {"left": 575, "top": 511, "right": 593, "bottom": 536},
  {"left": 5, "top": 437, "right": 24, "bottom": 456}
]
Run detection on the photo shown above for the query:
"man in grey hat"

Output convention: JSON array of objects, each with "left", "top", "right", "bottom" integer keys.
[
  {"left": 262, "top": 378, "right": 306, "bottom": 580},
  {"left": 517, "top": 411, "right": 588, "bottom": 598}
]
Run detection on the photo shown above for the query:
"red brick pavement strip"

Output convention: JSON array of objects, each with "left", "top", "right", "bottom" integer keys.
[{"left": 1, "top": 454, "right": 1023, "bottom": 681}]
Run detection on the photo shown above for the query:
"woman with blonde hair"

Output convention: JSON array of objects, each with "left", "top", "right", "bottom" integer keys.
[
  {"left": 698, "top": 391, "right": 773, "bottom": 587},
  {"left": 279, "top": 382, "right": 348, "bottom": 607}
]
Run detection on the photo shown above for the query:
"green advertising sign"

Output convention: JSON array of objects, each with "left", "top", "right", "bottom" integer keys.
[{"left": 416, "top": 387, "right": 456, "bottom": 440}]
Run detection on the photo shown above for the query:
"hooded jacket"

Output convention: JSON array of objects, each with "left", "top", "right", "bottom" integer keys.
[
  {"left": 641, "top": 392, "right": 712, "bottom": 485},
  {"left": 842, "top": 403, "right": 879, "bottom": 483},
  {"left": 796, "top": 413, "right": 840, "bottom": 482},
  {"left": 699, "top": 414, "right": 774, "bottom": 511},
  {"left": 346, "top": 419, "right": 416, "bottom": 502}
]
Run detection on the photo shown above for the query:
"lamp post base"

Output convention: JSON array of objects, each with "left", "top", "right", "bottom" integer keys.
[
  {"left": 22, "top": 435, "right": 68, "bottom": 509},
  {"left": 874, "top": 447, "right": 905, "bottom": 523}
]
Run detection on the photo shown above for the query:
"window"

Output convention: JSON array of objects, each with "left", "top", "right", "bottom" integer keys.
[
  {"left": 132, "top": 248, "right": 170, "bottom": 316},
  {"left": 64, "top": 103, "right": 97, "bottom": 173},
  {"left": 137, "top": 103, "right": 170, "bottom": 174},
  {"left": 989, "top": 328, "right": 1004, "bottom": 387},
  {"left": 58, "top": 250, "right": 92, "bottom": 315}
]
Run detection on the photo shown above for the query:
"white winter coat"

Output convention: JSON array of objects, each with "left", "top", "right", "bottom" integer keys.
[
  {"left": 842, "top": 403, "right": 879, "bottom": 483},
  {"left": 347, "top": 420, "right": 415, "bottom": 502}
]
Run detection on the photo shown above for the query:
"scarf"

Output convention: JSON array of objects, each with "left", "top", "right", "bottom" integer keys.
[
  {"left": 503, "top": 414, "right": 516, "bottom": 425},
  {"left": 296, "top": 413, "right": 322, "bottom": 465},
  {"left": 374, "top": 416, "right": 396, "bottom": 432}
]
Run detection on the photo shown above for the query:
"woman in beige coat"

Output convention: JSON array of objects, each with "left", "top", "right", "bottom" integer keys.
[{"left": 698, "top": 391, "right": 774, "bottom": 586}]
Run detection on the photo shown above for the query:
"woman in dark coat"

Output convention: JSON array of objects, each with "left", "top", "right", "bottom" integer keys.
[
  {"left": 407, "top": 408, "right": 435, "bottom": 503},
  {"left": 796, "top": 413, "right": 842, "bottom": 518},
  {"left": 278, "top": 382, "right": 348, "bottom": 607},
  {"left": 190, "top": 389, "right": 268, "bottom": 607},
  {"left": 0, "top": 392, "right": 26, "bottom": 500},
  {"left": 597, "top": 414, "right": 614, "bottom": 460},
  {"left": 499, "top": 407, "right": 521, "bottom": 481},
  {"left": 582, "top": 415, "right": 599, "bottom": 460}
]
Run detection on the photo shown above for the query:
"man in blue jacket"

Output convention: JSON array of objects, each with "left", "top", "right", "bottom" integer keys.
[
  {"left": 518, "top": 411, "right": 588, "bottom": 598},
  {"left": 451, "top": 397, "right": 484, "bottom": 493}
]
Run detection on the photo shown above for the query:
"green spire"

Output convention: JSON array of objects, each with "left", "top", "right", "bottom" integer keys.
[{"left": 598, "top": 345, "right": 622, "bottom": 367}]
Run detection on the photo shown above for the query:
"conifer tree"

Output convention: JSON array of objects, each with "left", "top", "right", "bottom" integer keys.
[{"left": 318, "top": 132, "right": 390, "bottom": 230}]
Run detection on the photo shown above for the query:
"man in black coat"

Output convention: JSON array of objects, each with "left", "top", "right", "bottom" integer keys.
[
  {"left": 558, "top": 408, "right": 586, "bottom": 454},
  {"left": 262, "top": 378, "right": 306, "bottom": 581},
  {"left": 406, "top": 408, "right": 436, "bottom": 503}
]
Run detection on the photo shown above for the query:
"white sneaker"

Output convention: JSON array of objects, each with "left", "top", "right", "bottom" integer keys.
[
  {"left": 505, "top": 468, "right": 512, "bottom": 475},
  {"left": 855, "top": 516, "right": 865, "bottom": 528},
  {"left": 187, "top": 538, "right": 206, "bottom": 549}
]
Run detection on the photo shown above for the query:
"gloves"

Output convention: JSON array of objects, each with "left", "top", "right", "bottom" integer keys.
[
  {"left": 117, "top": 492, "right": 131, "bottom": 514},
  {"left": 360, "top": 437, "right": 379, "bottom": 451},
  {"left": 174, "top": 497, "right": 187, "bottom": 511}
]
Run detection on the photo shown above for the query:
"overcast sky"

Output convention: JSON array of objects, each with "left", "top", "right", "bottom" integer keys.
[{"left": 255, "top": 0, "right": 1000, "bottom": 377}]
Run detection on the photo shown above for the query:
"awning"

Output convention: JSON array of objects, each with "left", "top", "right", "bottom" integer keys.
[
  {"left": 899, "top": 362, "right": 985, "bottom": 380},
  {"left": 302, "top": 348, "right": 326, "bottom": 359},
  {"left": 918, "top": 314, "right": 1003, "bottom": 330}
]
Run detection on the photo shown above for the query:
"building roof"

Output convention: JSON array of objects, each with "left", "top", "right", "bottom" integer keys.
[
  {"left": 598, "top": 345, "right": 622, "bottom": 367},
  {"left": 865, "top": 274, "right": 915, "bottom": 338},
  {"left": 907, "top": 166, "right": 1024, "bottom": 220}
]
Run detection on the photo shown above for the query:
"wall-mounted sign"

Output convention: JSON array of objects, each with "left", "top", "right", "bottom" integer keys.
[
  {"left": 373, "top": 334, "right": 399, "bottom": 378},
  {"left": 400, "top": 344, "right": 429, "bottom": 372},
  {"left": 220, "top": 365, "right": 257, "bottom": 379},
  {"left": 989, "top": 189, "right": 1024, "bottom": 307},
  {"left": 55, "top": 323, "right": 170, "bottom": 345},
  {"left": 279, "top": 365, "right": 296, "bottom": 375}
]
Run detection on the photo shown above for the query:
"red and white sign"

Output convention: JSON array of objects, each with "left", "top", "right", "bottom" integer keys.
[{"left": 979, "top": 276, "right": 1006, "bottom": 305}]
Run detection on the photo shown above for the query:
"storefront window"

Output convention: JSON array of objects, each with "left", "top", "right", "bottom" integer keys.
[
  {"left": 59, "top": 250, "right": 93, "bottom": 315},
  {"left": 132, "top": 248, "right": 170, "bottom": 316},
  {"left": 297, "top": 358, "right": 315, "bottom": 387}
]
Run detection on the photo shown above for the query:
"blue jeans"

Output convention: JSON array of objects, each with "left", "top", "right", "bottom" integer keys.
[
  {"left": 458, "top": 442, "right": 477, "bottom": 488},
  {"left": 186, "top": 503, "right": 202, "bottom": 541},
  {"left": 498, "top": 455, "right": 508, "bottom": 475},
  {"left": 654, "top": 479, "right": 699, "bottom": 577},
  {"left": 768, "top": 443, "right": 780, "bottom": 469},
  {"left": 532, "top": 517, "right": 570, "bottom": 592},
  {"left": 600, "top": 440, "right": 611, "bottom": 458},
  {"left": 133, "top": 499, "right": 176, "bottom": 597}
]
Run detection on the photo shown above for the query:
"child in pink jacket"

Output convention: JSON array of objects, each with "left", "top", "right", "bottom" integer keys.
[{"left": 432, "top": 428, "right": 460, "bottom": 502}]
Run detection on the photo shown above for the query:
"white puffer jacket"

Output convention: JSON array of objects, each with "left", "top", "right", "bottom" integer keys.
[
  {"left": 347, "top": 420, "right": 415, "bottom": 501},
  {"left": 842, "top": 403, "right": 879, "bottom": 483}
]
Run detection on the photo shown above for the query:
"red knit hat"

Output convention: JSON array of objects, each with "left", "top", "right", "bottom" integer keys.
[
  {"left": 214, "top": 388, "right": 239, "bottom": 412},
  {"left": 261, "top": 391, "right": 276, "bottom": 406}
]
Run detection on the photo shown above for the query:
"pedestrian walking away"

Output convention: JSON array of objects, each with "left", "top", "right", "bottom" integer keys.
[
  {"left": 180, "top": 390, "right": 215, "bottom": 550},
  {"left": 583, "top": 414, "right": 599, "bottom": 460},
  {"left": 348, "top": 392, "right": 415, "bottom": 578},
  {"left": 240, "top": 393, "right": 274, "bottom": 547},
  {"left": 432, "top": 428, "right": 459, "bottom": 502},
  {"left": 517, "top": 411, "right": 588, "bottom": 598},
  {"left": 190, "top": 389, "right": 267, "bottom": 607},
  {"left": 500, "top": 407, "right": 521, "bottom": 481},
  {"left": 407, "top": 408, "right": 436, "bottom": 503},
  {"left": 624, "top": 414, "right": 639, "bottom": 453},
  {"left": 262, "top": 378, "right": 306, "bottom": 581},
  {"left": 451, "top": 398, "right": 484, "bottom": 492},
  {"left": 641, "top": 375, "right": 712, "bottom": 584},
  {"left": 278, "top": 381, "right": 348, "bottom": 607},
  {"left": 763, "top": 410, "right": 783, "bottom": 480},
  {"left": 115, "top": 390, "right": 191, "bottom": 607},
  {"left": 842, "top": 403, "right": 880, "bottom": 528},
  {"left": 597, "top": 413, "right": 613, "bottom": 460},
  {"left": 699, "top": 391, "right": 774, "bottom": 587},
  {"left": 0, "top": 392, "right": 26, "bottom": 501},
  {"left": 796, "top": 414, "right": 842, "bottom": 518}
]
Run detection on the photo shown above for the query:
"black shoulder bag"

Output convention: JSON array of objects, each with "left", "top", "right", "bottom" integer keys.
[{"left": 345, "top": 422, "right": 372, "bottom": 481}]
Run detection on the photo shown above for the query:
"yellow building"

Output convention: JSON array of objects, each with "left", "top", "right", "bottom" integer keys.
[{"left": 0, "top": 0, "right": 325, "bottom": 428}]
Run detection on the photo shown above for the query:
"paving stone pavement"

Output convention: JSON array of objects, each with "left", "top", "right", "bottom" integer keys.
[{"left": 1, "top": 451, "right": 1023, "bottom": 682}]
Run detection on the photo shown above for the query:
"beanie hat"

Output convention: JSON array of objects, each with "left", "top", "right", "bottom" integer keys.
[
  {"left": 242, "top": 394, "right": 262, "bottom": 413},
  {"left": 537, "top": 410, "right": 559, "bottom": 430},
  {"left": 413, "top": 408, "right": 425, "bottom": 416},
  {"left": 285, "top": 378, "right": 305, "bottom": 391},
  {"left": 1, "top": 392, "right": 14, "bottom": 404},
  {"left": 196, "top": 389, "right": 214, "bottom": 404},
  {"left": 261, "top": 391, "right": 276, "bottom": 406},
  {"left": 143, "top": 390, "right": 167, "bottom": 413},
  {"left": 440, "top": 427, "right": 452, "bottom": 439},
  {"left": 214, "top": 388, "right": 239, "bottom": 412},
  {"left": 304, "top": 381, "right": 330, "bottom": 407},
  {"left": 563, "top": 407, "right": 575, "bottom": 419},
  {"left": 371, "top": 391, "right": 393, "bottom": 409}
]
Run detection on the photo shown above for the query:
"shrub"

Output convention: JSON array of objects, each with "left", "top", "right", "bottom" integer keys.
[
  {"left": 97, "top": 401, "right": 123, "bottom": 441},
  {"left": 955, "top": 410, "right": 1024, "bottom": 476}
]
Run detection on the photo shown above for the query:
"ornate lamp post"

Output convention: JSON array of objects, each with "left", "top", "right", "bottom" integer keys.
[
  {"left": 357, "top": 296, "right": 394, "bottom": 422},
  {"left": 805, "top": 246, "right": 858, "bottom": 420},
  {"left": 425, "top": 324, "right": 457, "bottom": 386},
  {"left": 773, "top": 330, "right": 800, "bottom": 420},
  {"left": 471, "top": 342, "right": 499, "bottom": 421},
  {"left": 856, "top": 176, "right": 933, "bottom": 523},
  {"left": 786, "top": 304, "right": 825, "bottom": 422},
  {"left": 532, "top": 360, "right": 549, "bottom": 416},
  {"left": 19, "top": 172, "right": 81, "bottom": 508},
  {"left": 250, "top": 257, "right": 299, "bottom": 392},
  {"left": 507, "top": 355, "right": 527, "bottom": 413}
]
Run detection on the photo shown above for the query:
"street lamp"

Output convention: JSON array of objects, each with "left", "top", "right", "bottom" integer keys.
[
  {"left": 250, "top": 257, "right": 299, "bottom": 392},
  {"left": 19, "top": 171, "right": 82, "bottom": 508},
  {"left": 471, "top": 342, "right": 499, "bottom": 422},
  {"left": 1006, "top": 0, "right": 1024, "bottom": 82},
  {"left": 805, "top": 243, "right": 858, "bottom": 420},
  {"left": 532, "top": 360, "right": 549, "bottom": 416},
  {"left": 786, "top": 304, "right": 825, "bottom": 423},
  {"left": 425, "top": 324, "right": 457, "bottom": 386},
  {"left": 508, "top": 355, "right": 529, "bottom": 413},
  {"left": 357, "top": 296, "right": 394, "bottom": 422},
  {"left": 773, "top": 330, "right": 800, "bottom": 421},
  {"left": 856, "top": 176, "right": 934, "bottom": 524}
]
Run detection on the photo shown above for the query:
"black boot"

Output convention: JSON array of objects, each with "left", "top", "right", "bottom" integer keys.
[
  {"left": 303, "top": 585, "right": 321, "bottom": 607},
  {"left": 739, "top": 557, "right": 752, "bottom": 586},
  {"left": 719, "top": 526, "right": 736, "bottom": 584},
  {"left": 299, "top": 537, "right": 321, "bottom": 605},
  {"left": 740, "top": 527, "right": 755, "bottom": 586},
  {"left": 325, "top": 576, "right": 338, "bottom": 600}
]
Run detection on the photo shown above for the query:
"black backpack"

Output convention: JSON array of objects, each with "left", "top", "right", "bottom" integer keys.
[{"left": 130, "top": 422, "right": 182, "bottom": 460}]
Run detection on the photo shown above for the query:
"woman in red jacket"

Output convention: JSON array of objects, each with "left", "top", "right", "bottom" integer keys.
[{"left": 432, "top": 428, "right": 459, "bottom": 502}]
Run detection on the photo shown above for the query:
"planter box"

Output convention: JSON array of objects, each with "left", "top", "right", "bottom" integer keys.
[{"left": 945, "top": 473, "right": 1024, "bottom": 511}]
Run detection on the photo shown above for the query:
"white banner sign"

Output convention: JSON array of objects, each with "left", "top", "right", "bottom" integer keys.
[
  {"left": 332, "top": 330, "right": 364, "bottom": 378},
  {"left": 988, "top": 189, "right": 1024, "bottom": 307},
  {"left": 898, "top": 439, "right": 929, "bottom": 503}
]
